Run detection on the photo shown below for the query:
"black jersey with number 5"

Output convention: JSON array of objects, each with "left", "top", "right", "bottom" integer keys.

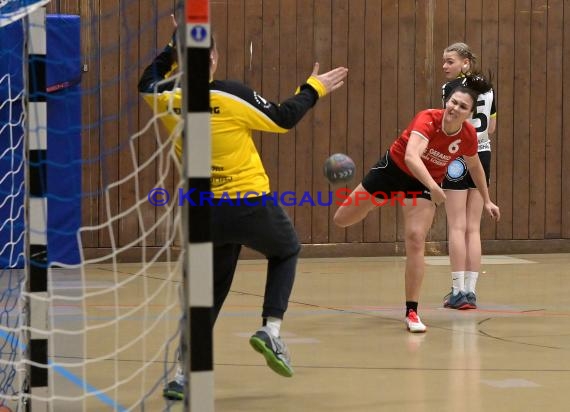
[{"left": 442, "top": 77, "right": 496, "bottom": 152}]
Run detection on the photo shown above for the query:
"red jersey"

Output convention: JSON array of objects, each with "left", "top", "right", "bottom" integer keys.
[{"left": 389, "top": 109, "right": 478, "bottom": 183}]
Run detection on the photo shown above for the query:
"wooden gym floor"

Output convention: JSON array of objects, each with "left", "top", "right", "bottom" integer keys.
[{"left": 5, "top": 253, "right": 569, "bottom": 411}]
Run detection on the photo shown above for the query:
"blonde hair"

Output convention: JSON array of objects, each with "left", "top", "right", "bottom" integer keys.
[{"left": 444, "top": 42, "right": 477, "bottom": 70}]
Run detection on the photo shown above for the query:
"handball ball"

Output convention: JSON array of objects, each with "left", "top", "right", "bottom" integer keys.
[{"left": 323, "top": 153, "right": 356, "bottom": 184}]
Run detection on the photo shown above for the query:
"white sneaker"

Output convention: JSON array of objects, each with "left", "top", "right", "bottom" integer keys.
[{"left": 405, "top": 310, "right": 426, "bottom": 333}]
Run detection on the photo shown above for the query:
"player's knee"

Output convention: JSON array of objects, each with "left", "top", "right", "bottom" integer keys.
[
  {"left": 279, "top": 238, "right": 301, "bottom": 259},
  {"left": 465, "top": 222, "right": 480, "bottom": 237},
  {"left": 405, "top": 230, "right": 427, "bottom": 251}
]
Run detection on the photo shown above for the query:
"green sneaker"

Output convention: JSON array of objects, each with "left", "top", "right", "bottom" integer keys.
[
  {"left": 163, "top": 380, "right": 184, "bottom": 401},
  {"left": 249, "top": 326, "right": 294, "bottom": 377}
]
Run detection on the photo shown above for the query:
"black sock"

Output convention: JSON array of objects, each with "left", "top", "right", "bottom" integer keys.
[{"left": 406, "top": 301, "right": 418, "bottom": 316}]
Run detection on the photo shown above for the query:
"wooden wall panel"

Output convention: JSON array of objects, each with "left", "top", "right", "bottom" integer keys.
[
  {"left": 513, "top": 0, "right": 532, "bottom": 240},
  {"left": 466, "top": 0, "right": 482, "bottom": 51},
  {"left": 529, "top": 0, "right": 548, "bottom": 239},
  {"left": 398, "top": 0, "right": 418, "bottom": 246},
  {"left": 432, "top": 0, "right": 448, "bottom": 103},
  {"left": 545, "top": 0, "right": 563, "bottom": 238},
  {"left": 496, "top": 0, "right": 515, "bottom": 240},
  {"left": 79, "top": 0, "right": 101, "bottom": 250},
  {"left": 152, "top": 2, "right": 179, "bottom": 252},
  {"left": 311, "top": 0, "right": 333, "bottom": 244},
  {"left": 137, "top": 1, "right": 157, "bottom": 248},
  {"left": 562, "top": 0, "right": 570, "bottom": 239},
  {"left": 277, "top": 0, "right": 297, "bottom": 229},
  {"left": 429, "top": 0, "right": 449, "bottom": 245},
  {"left": 379, "top": 0, "right": 398, "bottom": 243},
  {"left": 43, "top": 0, "right": 570, "bottom": 258},
  {"left": 211, "top": 0, "right": 228, "bottom": 76},
  {"left": 259, "top": 0, "right": 281, "bottom": 232},
  {"left": 226, "top": 0, "right": 245, "bottom": 81},
  {"left": 294, "top": 0, "right": 315, "bottom": 243},
  {"left": 329, "top": 0, "right": 349, "bottom": 244},
  {"left": 138, "top": 1, "right": 154, "bottom": 249},
  {"left": 118, "top": 0, "right": 141, "bottom": 248},
  {"left": 98, "top": 0, "right": 121, "bottom": 249},
  {"left": 480, "top": 0, "right": 499, "bottom": 241},
  {"left": 345, "top": 0, "right": 366, "bottom": 244},
  {"left": 448, "top": 0, "right": 466, "bottom": 41},
  {"left": 362, "top": 0, "right": 382, "bottom": 244}
]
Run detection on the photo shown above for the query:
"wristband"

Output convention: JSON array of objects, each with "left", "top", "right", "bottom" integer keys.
[{"left": 306, "top": 76, "right": 327, "bottom": 98}]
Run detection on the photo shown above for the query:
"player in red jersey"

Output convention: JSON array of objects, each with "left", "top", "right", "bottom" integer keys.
[{"left": 334, "top": 74, "right": 500, "bottom": 333}]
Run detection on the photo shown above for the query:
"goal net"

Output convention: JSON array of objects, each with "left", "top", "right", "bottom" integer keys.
[{"left": 0, "top": 1, "right": 187, "bottom": 410}]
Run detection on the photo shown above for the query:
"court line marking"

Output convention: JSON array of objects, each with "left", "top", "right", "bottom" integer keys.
[
  {"left": 481, "top": 378, "right": 541, "bottom": 388},
  {"left": 49, "top": 361, "right": 127, "bottom": 411},
  {"left": 424, "top": 255, "right": 537, "bottom": 266},
  {"left": 0, "top": 329, "right": 127, "bottom": 411}
]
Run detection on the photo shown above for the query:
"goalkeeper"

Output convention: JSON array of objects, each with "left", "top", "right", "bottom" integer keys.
[{"left": 138, "top": 17, "right": 348, "bottom": 401}]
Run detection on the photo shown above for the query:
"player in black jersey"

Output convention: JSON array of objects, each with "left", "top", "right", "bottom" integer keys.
[
  {"left": 139, "top": 18, "right": 348, "bottom": 400},
  {"left": 440, "top": 43, "right": 497, "bottom": 310}
]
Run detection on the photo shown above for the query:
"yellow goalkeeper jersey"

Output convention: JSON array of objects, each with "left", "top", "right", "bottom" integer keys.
[{"left": 139, "top": 50, "right": 325, "bottom": 198}]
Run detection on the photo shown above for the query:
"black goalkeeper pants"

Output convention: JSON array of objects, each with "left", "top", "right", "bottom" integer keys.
[{"left": 211, "top": 197, "right": 301, "bottom": 325}]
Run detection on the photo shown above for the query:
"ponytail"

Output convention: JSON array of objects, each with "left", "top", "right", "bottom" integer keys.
[{"left": 447, "top": 71, "right": 493, "bottom": 113}]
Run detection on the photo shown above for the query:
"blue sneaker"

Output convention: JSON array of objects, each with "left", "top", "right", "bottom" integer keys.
[
  {"left": 163, "top": 380, "right": 184, "bottom": 400},
  {"left": 249, "top": 326, "right": 294, "bottom": 377},
  {"left": 443, "top": 290, "right": 471, "bottom": 310},
  {"left": 465, "top": 292, "right": 477, "bottom": 309}
]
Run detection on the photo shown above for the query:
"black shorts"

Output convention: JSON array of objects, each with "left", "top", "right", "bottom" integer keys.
[
  {"left": 442, "top": 151, "right": 491, "bottom": 190},
  {"left": 361, "top": 151, "right": 432, "bottom": 201}
]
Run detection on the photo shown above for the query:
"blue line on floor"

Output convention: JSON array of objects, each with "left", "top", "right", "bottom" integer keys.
[
  {"left": 0, "top": 329, "right": 127, "bottom": 411},
  {"left": 49, "top": 361, "right": 127, "bottom": 411}
]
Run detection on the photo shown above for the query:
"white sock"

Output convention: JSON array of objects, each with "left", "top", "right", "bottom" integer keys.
[
  {"left": 265, "top": 317, "right": 282, "bottom": 337},
  {"left": 174, "top": 365, "right": 185, "bottom": 385},
  {"left": 465, "top": 271, "right": 479, "bottom": 293},
  {"left": 451, "top": 271, "right": 465, "bottom": 295}
]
